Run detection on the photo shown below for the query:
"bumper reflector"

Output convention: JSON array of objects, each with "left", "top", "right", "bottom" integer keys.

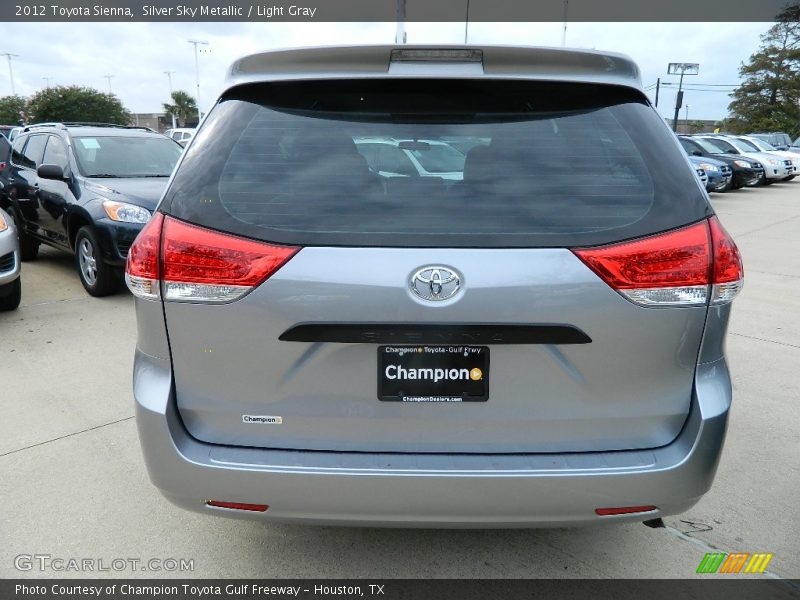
[
  {"left": 595, "top": 506, "right": 657, "bottom": 516},
  {"left": 206, "top": 501, "right": 269, "bottom": 512}
]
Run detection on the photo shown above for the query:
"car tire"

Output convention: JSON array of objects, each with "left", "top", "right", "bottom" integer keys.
[
  {"left": 0, "top": 277, "right": 21, "bottom": 311},
  {"left": 782, "top": 175, "right": 795, "bottom": 182},
  {"left": 715, "top": 180, "right": 732, "bottom": 193},
  {"left": 74, "top": 226, "right": 119, "bottom": 297},
  {"left": 10, "top": 207, "right": 39, "bottom": 261}
]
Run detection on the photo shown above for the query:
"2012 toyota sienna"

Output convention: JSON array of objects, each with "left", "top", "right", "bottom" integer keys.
[{"left": 127, "top": 45, "right": 743, "bottom": 527}]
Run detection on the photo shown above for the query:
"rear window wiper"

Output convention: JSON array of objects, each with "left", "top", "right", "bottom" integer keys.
[{"left": 86, "top": 174, "right": 120, "bottom": 178}]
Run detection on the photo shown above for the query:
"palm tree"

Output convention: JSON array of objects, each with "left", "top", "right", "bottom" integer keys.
[{"left": 163, "top": 91, "right": 197, "bottom": 127}]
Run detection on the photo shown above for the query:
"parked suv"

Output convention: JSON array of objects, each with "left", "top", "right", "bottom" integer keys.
[
  {"left": 696, "top": 135, "right": 794, "bottom": 183},
  {"left": 128, "top": 46, "right": 743, "bottom": 526},
  {"left": 747, "top": 132, "right": 792, "bottom": 151},
  {"left": 164, "top": 128, "right": 195, "bottom": 147},
  {"left": 734, "top": 135, "right": 798, "bottom": 182},
  {"left": 678, "top": 135, "right": 763, "bottom": 188},
  {"left": 0, "top": 123, "right": 182, "bottom": 295}
]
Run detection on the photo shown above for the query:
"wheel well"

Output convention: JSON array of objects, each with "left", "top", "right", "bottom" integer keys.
[{"left": 68, "top": 214, "right": 91, "bottom": 250}]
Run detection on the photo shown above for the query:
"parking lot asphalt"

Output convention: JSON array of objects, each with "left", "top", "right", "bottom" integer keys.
[{"left": 1, "top": 181, "right": 798, "bottom": 581}]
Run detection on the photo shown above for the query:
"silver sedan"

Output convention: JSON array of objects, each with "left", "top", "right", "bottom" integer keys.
[{"left": 0, "top": 208, "right": 22, "bottom": 311}]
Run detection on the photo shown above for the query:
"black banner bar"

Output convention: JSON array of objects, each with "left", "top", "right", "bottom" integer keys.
[
  {"left": 2, "top": 579, "right": 800, "bottom": 600},
  {"left": 0, "top": 0, "right": 796, "bottom": 23}
]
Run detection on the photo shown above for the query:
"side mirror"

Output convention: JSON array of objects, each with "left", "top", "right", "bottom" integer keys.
[
  {"left": 37, "top": 164, "right": 65, "bottom": 180},
  {"left": 692, "top": 150, "right": 702, "bottom": 156}
]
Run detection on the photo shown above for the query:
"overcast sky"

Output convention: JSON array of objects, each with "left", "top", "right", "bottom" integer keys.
[{"left": 0, "top": 21, "right": 769, "bottom": 121}]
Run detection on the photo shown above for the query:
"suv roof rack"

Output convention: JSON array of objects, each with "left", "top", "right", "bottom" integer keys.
[{"left": 21, "top": 122, "right": 156, "bottom": 133}]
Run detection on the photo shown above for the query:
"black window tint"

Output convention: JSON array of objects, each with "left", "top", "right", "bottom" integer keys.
[
  {"left": 0, "top": 134, "right": 10, "bottom": 162},
  {"left": 704, "top": 138, "right": 737, "bottom": 154},
  {"left": 163, "top": 80, "right": 710, "bottom": 248},
  {"left": 20, "top": 135, "right": 47, "bottom": 169},
  {"left": 10, "top": 136, "right": 27, "bottom": 166},
  {"left": 42, "top": 136, "right": 69, "bottom": 171}
]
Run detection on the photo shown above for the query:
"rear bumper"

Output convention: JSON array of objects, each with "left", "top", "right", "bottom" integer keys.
[{"left": 134, "top": 351, "right": 731, "bottom": 527}]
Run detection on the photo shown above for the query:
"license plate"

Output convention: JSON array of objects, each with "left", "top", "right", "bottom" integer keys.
[{"left": 378, "top": 345, "right": 489, "bottom": 402}]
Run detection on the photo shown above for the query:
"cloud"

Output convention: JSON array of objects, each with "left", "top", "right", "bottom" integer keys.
[{"left": 0, "top": 21, "right": 770, "bottom": 119}]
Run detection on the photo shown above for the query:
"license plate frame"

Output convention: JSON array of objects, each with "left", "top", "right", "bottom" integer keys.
[{"left": 377, "top": 345, "right": 490, "bottom": 402}]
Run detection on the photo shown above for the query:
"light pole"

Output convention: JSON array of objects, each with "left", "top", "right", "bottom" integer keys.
[
  {"left": 188, "top": 40, "right": 209, "bottom": 123},
  {"left": 164, "top": 70, "right": 177, "bottom": 128},
  {"left": 0, "top": 53, "right": 19, "bottom": 95},
  {"left": 396, "top": 0, "right": 407, "bottom": 44},
  {"left": 42, "top": 77, "right": 51, "bottom": 88},
  {"left": 561, "top": 0, "right": 569, "bottom": 47},
  {"left": 685, "top": 104, "right": 690, "bottom": 125},
  {"left": 667, "top": 62, "right": 699, "bottom": 132},
  {"left": 103, "top": 74, "right": 114, "bottom": 93}
]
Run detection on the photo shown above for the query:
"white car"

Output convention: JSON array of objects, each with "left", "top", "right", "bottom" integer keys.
[
  {"left": 354, "top": 137, "right": 467, "bottom": 181},
  {"left": 164, "top": 128, "right": 195, "bottom": 146},
  {"left": 698, "top": 135, "right": 794, "bottom": 183},
  {"left": 0, "top": 208, "right": 21, "bottom": 310},
  {"left": 735, "top": 136, "right": 797, "bottom": 181}
]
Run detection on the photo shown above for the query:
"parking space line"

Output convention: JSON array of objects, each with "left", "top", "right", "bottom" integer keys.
[
  {"left": 744, "top": 269, "right": 800, "bottom": 280},
  {"left": 23, "top": 296, "right": 98, "bottom": 308},
  {"left": 728, "top": 332, "right": 800, "bottom": 351},
  {"left": 731, "top": 215, "right": 800, "bottom": 239},
  {"left": 0, "top": 415, "right": 134, "bottom": 458}
]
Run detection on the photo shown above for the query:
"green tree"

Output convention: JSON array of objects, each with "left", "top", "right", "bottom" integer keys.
[
  {"left": 26, "top": 86, "right": 130, "bottom": 124},
  {"left": 723, "top": 5, "right": 800, "bottom": 137},
  {"left": 162, "top": 91, "right": 197, "bottom": 127},
  {"left": 689, "top": 120, "right": 707, "bottom": 133},
  {"left": 0, "top": 95, "right": 27, "bottom": 125}
]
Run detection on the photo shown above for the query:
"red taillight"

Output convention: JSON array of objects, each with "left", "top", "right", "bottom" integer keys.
[
  {"left": 125, "top": 214, "right": 299, "bottom": 303},
  {"left": 125, "top": 212, "right": 164, "bottom": 300},
  {"left": 573, "top": 221, "right": 711, "bottom": 290},
  {"left": 595, "top": 506, "right": 657, "bottom": 516},
  {"left": 206, "top": 501, "right": 268, "bottom": 512},
  {"left": 572, "top": 218, "right": 743, "bottom": 307},
  {"left": 708, "top": 216, "right": 744, "bottom": 303}
]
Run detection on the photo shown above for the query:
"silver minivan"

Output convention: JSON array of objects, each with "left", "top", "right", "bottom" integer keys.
[{"left": 127, "top": 46, "right": 743, "bottom": 526}]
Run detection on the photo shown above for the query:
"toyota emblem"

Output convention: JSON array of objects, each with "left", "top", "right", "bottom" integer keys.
[{"left": 409, "top": 266, "right": 461, "bottom": 301}]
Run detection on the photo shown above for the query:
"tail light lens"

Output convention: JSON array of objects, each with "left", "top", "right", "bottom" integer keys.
[
  {"left": 125, "top": 214, "right": 299, "bottom": 303},
  {"left": 708, "top": 216, "right": 744, "bottom": 304},
  {"left": 572, "top": 217, "right": 742, "bottom": 307},
  {"left": 125, "top": 212, "right": 163, "bottom": 300}
]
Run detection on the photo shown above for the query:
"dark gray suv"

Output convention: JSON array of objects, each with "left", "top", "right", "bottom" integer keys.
[{"left": 127, "top": 46, "right": 743, "bottom": 526}]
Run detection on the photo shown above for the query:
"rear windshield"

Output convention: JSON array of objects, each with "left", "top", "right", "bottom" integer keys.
[{"left": 163, "top": 80, "right": 710, "bottom": 247}]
